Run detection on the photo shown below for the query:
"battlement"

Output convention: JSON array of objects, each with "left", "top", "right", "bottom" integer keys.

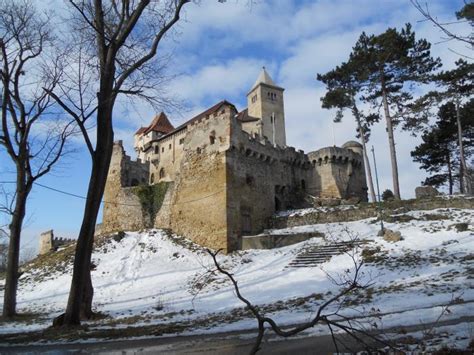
[
  {"left": 307, "top": 146, "right": 363, "bottom": 168},
  {"left": 111, "top": 141, "right": 150, "bottom": 187},
  {"left": 230, "top": 119, "right": 310, "bottom": 169},
  {"left": 39, "top": 230, "right": 74, "bottom": 255}
]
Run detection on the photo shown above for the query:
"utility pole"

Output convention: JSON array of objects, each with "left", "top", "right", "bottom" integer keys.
[
  {"left": 271, "top": 112, "right": 276, "bottom": 147},
  {"left": 371, "top": 145, "right": 384, "bottom": 236}
]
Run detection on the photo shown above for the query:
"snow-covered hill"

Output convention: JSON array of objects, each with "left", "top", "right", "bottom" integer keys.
[{"left": 1, "top": 207, "right": 473, "bottom": 351}]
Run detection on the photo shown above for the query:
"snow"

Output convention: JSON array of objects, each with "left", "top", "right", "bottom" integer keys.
[
  {"left": 1, "top": 208, "right": 473, "bottom": 351},
  {"left": 275, "top": 204, "right": 358, "bottom": 217}
]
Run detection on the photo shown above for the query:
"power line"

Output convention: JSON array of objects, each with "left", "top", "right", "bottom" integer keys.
[{"left": 0, "top": 180, "right": 225, "bottom": 207}]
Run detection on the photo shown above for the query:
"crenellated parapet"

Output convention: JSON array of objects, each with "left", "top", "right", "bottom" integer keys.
[
  {"left": 306, "top": 142, "right": 367, "bottom": 202},
  {"left": 307, "top": 146, "right": 364, "bottom": 168},
  {"left": 230, "top": 121, "right": 310, "bottom": 169},
  {"left": 111, "top": 140, "right": 150, "bottom": 187}
]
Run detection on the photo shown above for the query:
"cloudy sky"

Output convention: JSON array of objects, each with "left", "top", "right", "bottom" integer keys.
[{"left": 0, "top": 0, "right": 470, "bottom": 255}]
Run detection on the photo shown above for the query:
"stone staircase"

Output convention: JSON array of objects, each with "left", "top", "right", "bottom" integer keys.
[{"left": 287, "top": 239, "right": 370, "bottom": 268}]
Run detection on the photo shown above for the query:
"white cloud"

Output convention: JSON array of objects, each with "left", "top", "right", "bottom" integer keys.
[{"left": 168, "top": 57, "right": 267, "bottom": 105}]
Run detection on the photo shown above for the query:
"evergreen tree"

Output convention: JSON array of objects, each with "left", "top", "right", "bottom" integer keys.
[
  {"left": 427, "top": 59, "right": 474, "bottom": 194},
  {"left": 411, "top": 100, "right": 473, "bottom": 194},
  {"left": 381, "top": 189, "right": 395, "bottom": 201},
  {"left": 317, "top": 61, "right": 379, "bottom": 202},
  {"left": 346, "top": 24, "right": 442, "bottom": 200}
]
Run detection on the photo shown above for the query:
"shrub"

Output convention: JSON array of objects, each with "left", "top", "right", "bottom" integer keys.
[{"left": 382, "top": 189, "right": 395, "bottom": 201}]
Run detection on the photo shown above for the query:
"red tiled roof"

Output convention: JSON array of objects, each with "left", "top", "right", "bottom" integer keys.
[
  {"left": 143, "top": 112, "right": 175, "bottom": 135},
  {"left": 135, "top": 127, "right": 147, "bottom": 135}
]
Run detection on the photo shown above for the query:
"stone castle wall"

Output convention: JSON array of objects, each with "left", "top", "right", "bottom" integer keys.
[
  {"left": 226, "top": 117, "right": 311, "bottom": 249},
  {"left": 39, "top": 230, "right": 54, "bottom": 255},
  {"left": 102, "top": 142, "right": 150, "bottom": 234},
  {"left": 168, "top": 104, "right": 234, "bottom": 252},
  {"left": 307, "top": 146, "right": 367, "bottom": 201},
  {"left": 101, "top": 108, "right": 368, "bottom": 252},
  {"left": 39, "top": 230, "right": 74, "bottom": 255}
]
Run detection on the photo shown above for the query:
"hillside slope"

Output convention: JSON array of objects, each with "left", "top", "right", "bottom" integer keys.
[{"left": 1, "top": 207, "right": 473, "bottom": 351}]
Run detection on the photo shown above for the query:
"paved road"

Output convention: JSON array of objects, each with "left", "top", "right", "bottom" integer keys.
[
  {"left": 0, "top": 331, "right": 356, "bottom": 355},
  {"left": 1, "top": 316, "right": 472, "bottom": 355}
]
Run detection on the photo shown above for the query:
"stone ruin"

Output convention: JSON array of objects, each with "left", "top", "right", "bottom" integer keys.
[{"left": 39, "top": 230, "right": 74, "bottom": 255}]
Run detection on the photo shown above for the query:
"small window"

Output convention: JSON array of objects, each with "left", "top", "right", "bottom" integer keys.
[
  {"left": 159, "top": 168, "right": 165, "bottom": 179},
  {"left": 161, "top": 147, "right": 164, "bottom": 153},
  {"left": 197, "top": 147, "right": 201, "bottom": 154},
  {"left": 210, "top": 136, "right": 215, "bottom": 145},
  {"left": 154, "top": 146, "right": 159, "bottom": 154},
  {"left": 150, "top": 173, "right": 155, "bottom": 184},
  {"left": 169, "top": 143, "right": 172, "bottom": 150},
  {"left": 251, "top": 94, "right": 257, "bottom": 103},
  {"left": 179, "top": 138, "right": 184, "bottom": 145}
]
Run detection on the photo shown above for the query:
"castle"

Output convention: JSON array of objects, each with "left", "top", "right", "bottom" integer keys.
[{"left": 102, "top": 68, "right": 368, "bottom": 252}]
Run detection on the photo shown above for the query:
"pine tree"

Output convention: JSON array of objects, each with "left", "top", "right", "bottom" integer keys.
[
  {"left": 411, "top": 100, "right": 473, "bottom": 194},
  {"left": 317, "top": 61, "right": 379, "bottom": 202},
  {"left": 427, "top": 59, "right": 474, "bottom": 194},
  {"left": 347, "top": 24, "right": 442, "bottom": 200}
]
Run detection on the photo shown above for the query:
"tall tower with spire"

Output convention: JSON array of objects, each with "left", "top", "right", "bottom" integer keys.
[{"left": 247, "top": 67, "right": 286, "bottom": 147}]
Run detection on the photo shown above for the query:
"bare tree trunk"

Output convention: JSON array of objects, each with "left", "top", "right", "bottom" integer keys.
[
  {"left": 56, "top": 81, "right": 115, "bottom": 324},
  {"left": 447, "top": 152, "right": 453, "bottom": 195},
  {"left": 3, "top": 176, "right": 30, "bottom": 318},
  {"left": 355, "top": 115, "right": 376, "bottom": 202},
  {"left": 455, "top": 98, "right": 471, "bottom": 195},
  {"left": 381, "top": 78, "right": 401, "bottom": 200}
]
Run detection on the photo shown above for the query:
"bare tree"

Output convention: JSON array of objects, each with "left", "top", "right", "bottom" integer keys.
[
  {"left": 206, "top": 234, "right": 393, "bottom": 354},
  {"left": 411, "top": 0, "right": 474, "bottom": 52},
  {"left": 45, "top": 0, "right": 195, "bottom": 327},
  {"left": 0, "top": 0, "right": 72, "bottom": 319}
]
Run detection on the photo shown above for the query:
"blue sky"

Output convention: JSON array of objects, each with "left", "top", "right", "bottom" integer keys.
[{"left": 0, "top": 0, "right": 470, "bottom": 256}]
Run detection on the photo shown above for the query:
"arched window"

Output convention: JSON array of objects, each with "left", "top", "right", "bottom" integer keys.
[
  {"left": 159, "top": 168, "right": 165, "bottom": 179},
  {"left": 150, "top": 173, "right": 155, "bottom": 184}
]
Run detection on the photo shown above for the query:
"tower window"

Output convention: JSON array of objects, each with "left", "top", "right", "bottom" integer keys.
[
  {"left": 154, "top": 146, "right": 159, "bottom": 154},
  {"left": 161, "top": 147, "right": 164, "bottom": 153},
  {"left": 179, "top": 138, "right": 184, "bottom": 145},
  {"left": 251, "top": 94, "right": 257, "bottom": 103},
  {"left": 169, "top": 143, "right": 172, "bottom": 150},
  {"left": 159, "top": 168, "right": 165, "bottom": 179},
  {"left": 267, "top": 92, "right": 277, "bottom": 101}
]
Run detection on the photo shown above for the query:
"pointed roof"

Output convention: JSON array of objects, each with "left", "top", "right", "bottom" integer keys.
[
  {"left": 249, "top": 67, "right": 284, "bottom": 93},
  {"left": 135, "top": 112, "right": 175, "bottom": 136}
]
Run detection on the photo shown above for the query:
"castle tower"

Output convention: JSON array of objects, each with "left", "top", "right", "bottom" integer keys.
[{"left": 247, "top": 67, "right": 286, "bottom": 147}]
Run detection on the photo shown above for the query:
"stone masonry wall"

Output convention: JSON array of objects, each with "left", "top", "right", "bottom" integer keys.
[
  {"left": 307, "top": 146, "right": 367, "bottom": 201},
  {"left": 39, "top": 230, "right": 54, "bottom": 255},
  {"left": 167, "top": 104, "right": 235, "bottom": 252},
  {"left": 102, "top": 142, "right": 151, "bottom": 234},
  {"left": 270, "top": 196, "right": 474, "bottom": 229},
  {"left": 226, "top": 117, "right": 312, "bottom": 249}
]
